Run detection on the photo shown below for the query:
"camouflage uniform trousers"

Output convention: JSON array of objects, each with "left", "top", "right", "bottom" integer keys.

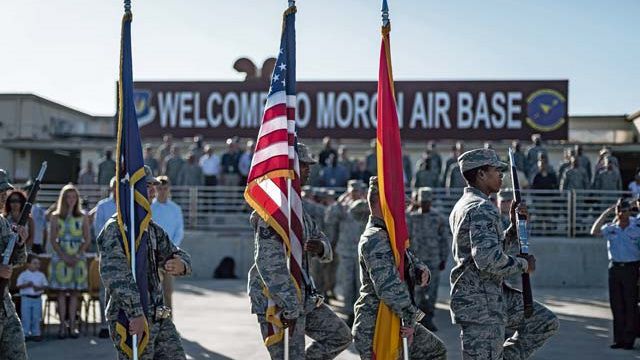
[
  {"left": 309, "top": 258, "right": 337, "bottom": 296},
  {"left": 258, "top": 303, "right": 352, "bottom": 360},
  {"left": 337, "top": 255, "right": 360, "bottom": 316},
  {"left": 415, "top": 263, "right": 440, "bottom": 322},
  {"left": 0, "top": 305, "right": 27, "bottom": 360},
  {"left": 108, "top": 317, "right": 186, "bottom": 360},
  {"left": 355, "top": 322, "right": 447, "bottom": 360},
  {"left": 459, "top": 287, "right": 559, "bottom": 360}
]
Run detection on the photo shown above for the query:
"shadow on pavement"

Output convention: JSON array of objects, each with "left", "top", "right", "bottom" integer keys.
[{"left": 182, "top": 338, "right": 234, "bottom": 360}]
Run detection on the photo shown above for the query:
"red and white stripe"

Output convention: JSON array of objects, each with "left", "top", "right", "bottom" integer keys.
[{"left": 246, "top": 91, "right": 304, "bottom": 299}]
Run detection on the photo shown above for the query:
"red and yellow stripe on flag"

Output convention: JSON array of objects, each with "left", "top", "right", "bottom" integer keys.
[{"left": 372, "top": 14, "right": 410, "bottom": 360}]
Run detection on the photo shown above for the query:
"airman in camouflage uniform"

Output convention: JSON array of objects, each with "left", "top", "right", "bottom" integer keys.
[
  {"left": 97, "top": 166, "right": 192, "bottom": 360},
  {"left": 325, "top": 180, "right": 369, "bottom": 325},
  {"left": 559, "top": 156, "right": 590, "bottom": 191},
  {"left": 407, "top": 187, "right": 450, "bottom": 332},
  {"left": 450, "top": 149, "right": 558, "bottom": 359},
  {"left": 592, "top": 156, "right": 623, "bottom": 191},
  {"left": 353, "top": 176, "right": 446, "bottom": 360},
  {"left": 304, "top": 190, "right": 335, "bottom": 299},
  {"left": 248, "top": 143, "right": 352, "bottom": 360},
  {"left": 0, "top": 170, "right": 28, "bottom": 360}
]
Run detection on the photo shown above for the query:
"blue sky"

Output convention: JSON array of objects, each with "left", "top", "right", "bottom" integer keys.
[{"left": 0, "top": 0, "right": 637, "bottom": 116}]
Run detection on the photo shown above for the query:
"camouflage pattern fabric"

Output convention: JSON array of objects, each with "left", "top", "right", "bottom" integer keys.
[
  {"left": 449, "top": 186, "right": 558, "bottom": 358},
  {"left": 592, "top": 169, "right": 623, "bottom": 191},
  {"left": 559, "top": 168, "right": 589, "bottom": 190},
  {"left": 407, "top": 208, "right": 450, "bottom": 321},
  {"left": 353, "top": 216, "right": 446, "bottom": 359},
  {"left": 0, "top": 216, "right": 27, "bottom": 360},
  {"left": 97, "top": 218, "right": 192, "bottom": 359},
  {"left": 248, "top": 207, "right": 350, "bottom": 360}
]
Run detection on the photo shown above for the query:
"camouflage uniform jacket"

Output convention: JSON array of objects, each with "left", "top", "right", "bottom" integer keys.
[
  {"left": 353, "top": 216, "right": 425, "bottom": 336},
  {"left": 325, "top": 203, "right": 367, "bottom": 259},
  {"left": 247, "top": 210, "right": 332, "bottom": 319},
  {"left": 97, "top": 218, "right": 192, "bottom": 321},
  {"left": 0, "top": 216, "right": 26, "bottom": 315},
  {"left": 303, "top": 199, "right": 327, "bottom": 233},
  {"left": 560, "top": 167, "right": 589, "bottom": 190},
  {"left": 407, "top": 209, "right": 450, "bottom": 265},
  {"left": 593, "top": 169, "right": 622, "bottom": 191},
  {"left": 449, "top": 187, "right": 528, "bottom": 325}
]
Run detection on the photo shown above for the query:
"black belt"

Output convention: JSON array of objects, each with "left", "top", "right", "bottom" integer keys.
[
  {"left": 611, "top": 261, "right": 640, "bottom": 267},
  {"left": 23, "top": 295, "right": 41, "bottom": 299}
]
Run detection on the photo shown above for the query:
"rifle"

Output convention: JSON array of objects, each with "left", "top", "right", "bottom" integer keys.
[
  {"left": 507, "top": 149, "right": 534, "bottom": 318},
  {"left": 0, "top": 162, "right": 47, "bottom": 296}
]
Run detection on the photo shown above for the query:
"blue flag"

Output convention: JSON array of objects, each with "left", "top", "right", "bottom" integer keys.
[{"left": 114, "top": 9, "right": 151, "bottom": 358}]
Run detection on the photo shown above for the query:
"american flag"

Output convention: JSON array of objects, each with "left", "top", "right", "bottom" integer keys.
[{"left": 243, "top": 4, "right": 303, "bottom": 346}]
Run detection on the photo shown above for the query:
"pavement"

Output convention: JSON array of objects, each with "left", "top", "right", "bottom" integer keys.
[{"left": 25, "top": 279, "right": 640, "bottom": 360}]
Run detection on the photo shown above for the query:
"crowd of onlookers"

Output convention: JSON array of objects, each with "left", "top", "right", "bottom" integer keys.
[
  {"left": 79, "top": 133, "right": 640, "bottom": 197},
  {"left": 80, "top": 134, "right": 254, "bottom": 188},
  {"left": 1, "top": 166, "right": 185, "bottom": 342}
]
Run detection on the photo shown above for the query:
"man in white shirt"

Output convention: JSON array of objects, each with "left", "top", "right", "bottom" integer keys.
[
  {"left": 199, "top": 145, "right": 221, "bottom": 186},
  {"left": 16, "top": 257, "right": 48, "bottom": 341},
  {"left": 151, "top": 176, "right": 185, "bottom": 309}
]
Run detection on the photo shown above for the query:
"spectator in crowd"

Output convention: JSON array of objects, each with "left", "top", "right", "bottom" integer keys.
[
  {"left": 443, "top": 141, "right": 464, "bottom": 185},
  {"left": 221, "top": 138, "right": 241, "bottom": 186},
  {"left": 151, "top": 176, "right": 184, "bottom": 309},
  {"left": 23, "top": 180, "right": 47, "bottom": 254},
  {"left": 560, "top": 156, "right": 590, "bottom": 191},
  {"left": 189, "top": 135, "right": 205, "bottom": 160},
  {"left": 413, "top": 157, "right": 440, "bottom": 189},
  {"left": 97, "top": 150, "right": 116, "bottom": 186},
  {"left": 596, "top": 146, "right": 620, "bottom": 174},
  {"left": 416, "top": 141, "right": 442, "bottom": 179},
  {"left": 157, "top": 133, "right": 173, "bottom": 171},
  {"left": 557, "top": 148, "right": 574, "bottom": 182},
  {"left": 92, "top": 177, "right": 117, "bottom": 236},
  {"left": 365, "top": 139, "right": 377, "bottom": 175},
  {"left": 238, "top": 140, "right": 254, "bottom": 184},
  {"left": 593, "top": 156, "right": 623, "bottom": 191},
  {"left": 445, "top": 164, "right": 466, "bottom": 189},
  {"left": 89, "top": 177, "right": 116, "bottom": 338},
  {"left": 628, "top": 172, "right": 640, "bottom": 197},
  {"left": 199, "top": 144, "right": 221, "bottom": 186},
  {"left": 402, "top": 146, "right": 413, "bottom": 186},
  {"left": 337, "top": 145, "right": 354, "bottom": 174},
  {"left": 510, "top": 140, "right": 527, "bottom": 172},
  {"left": 179, "top": 154, "right": 205, "bottom": 186},
  {"left": 531, "top": 159, "right": 558, "bottom": 190},
  {"left": 16, "top": 256, "right": 48, "bottom": 342},
  {"left": 308, "top": 160, "right": 323, "bottom": 187},
  {"left": 318, "top": 136, "right": 338, "bottom": 167},
  {"left": 575, "top": 144, "right": 592, "bottom": 181},
  {"left": 319, "top": 153, "right": 349, "bottom": 188},
  {"left": 3, "top": 190, "right": 35, "bottom": 249},
  {"left": 163, "top": 145, "right": 185, "bottom": 186},
  {"left": 350, "top": 159, "right": 373, "bottom": 183},
  {"left": 591, "top": 199, "right": 640, "bottom": 350},
  {"left": 483, "top": 141, "right": 494, "bottom": 150},
  {"left": 144, "top": 144, "right": 160, "bottom": 175},
  {"left": 48, "top": 184, "right": 90, "bottom": 339},
  {"left": 526, "top": 134, "right": 548, "bottom": 177},
  {"left": 77, "top": 160, "right": 96, "bottom": 185},
  {"left": 536, "top": 152, "right": 556, "bottom": 176}
]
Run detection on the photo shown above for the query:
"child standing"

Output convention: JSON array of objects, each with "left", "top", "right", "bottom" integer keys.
[{"left": 16, "top": 256, "right": 48, "bottom": 341}]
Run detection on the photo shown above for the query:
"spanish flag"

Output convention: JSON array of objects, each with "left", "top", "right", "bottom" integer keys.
[{"left": 372, "top": 1, "right": 410, "bottom": 359}]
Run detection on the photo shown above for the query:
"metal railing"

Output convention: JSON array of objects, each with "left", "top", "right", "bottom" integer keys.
[{"left": 31, "top": 184, "right": 635, "bottom": 237}]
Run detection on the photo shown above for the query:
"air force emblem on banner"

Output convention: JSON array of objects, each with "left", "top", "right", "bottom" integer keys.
[
  {"left": 134, "top": 89, "right": 156, "bottom": 127},
  {"left": 526, "top": 89, "right": 566, "bottom": 132}
]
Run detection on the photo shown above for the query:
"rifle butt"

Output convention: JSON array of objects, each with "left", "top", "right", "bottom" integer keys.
[{"left": 522, "top": 273, "right": 534, "bottom": 318}]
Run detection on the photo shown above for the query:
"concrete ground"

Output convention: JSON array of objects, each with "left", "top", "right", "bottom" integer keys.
[{"left": 25, "top": 279, "right": 640, "bottom": 360}]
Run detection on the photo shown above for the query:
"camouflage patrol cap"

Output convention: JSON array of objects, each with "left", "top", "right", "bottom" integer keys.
[
  {"left": 417, "top": 187, "right": 433, "bottom": 202},
  {"left": 498, "top": 189, "right": 513, "bottom": 201},
  {"left": 458, "top": 148, "right": 509, "bottom": 173},
  {"left": 297, "top": 143, "right": 317, "bottom": 164},
  {"left": 144, "top": 165, "right": 160, "bottom": 185},
  {"left": 0, "top": 169, "right": 14, "bottom": 191},
  {"left": 347, "top": 179, "right": 366, "bottom": 192}
]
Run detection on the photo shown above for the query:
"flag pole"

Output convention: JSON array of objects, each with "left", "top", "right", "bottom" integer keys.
[
  {"left": 381, "top": 2, "right": 409, "bottom": 358},
  {"left": 123, "top": 2, "right": 138, "bottom": 359},
  {"left": 283, "top": 3, "right": 294, "bottom": 359}
]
